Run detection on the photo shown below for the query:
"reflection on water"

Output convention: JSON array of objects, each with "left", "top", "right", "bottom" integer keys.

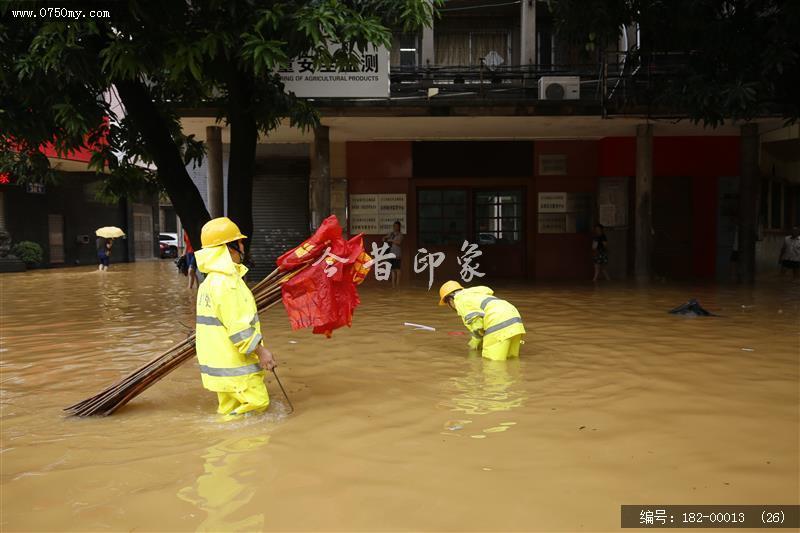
[
  {"left": 178, "top": 435, "right": 271, "bottom": 532},
  {"left": 441, "top": 358, "right": 525, "bottom": 439},
  {"left": 444, "top": 358, "right": 525, "bottom": 416},
  {"left": 1, "top": 262, "right": 798, "bottom": 531}
]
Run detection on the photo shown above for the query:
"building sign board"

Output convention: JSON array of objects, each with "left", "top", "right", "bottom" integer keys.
[
  {"left": 538, "top": 213, "right": 567, "bottom": 233},
  {"left": 538, "top": 192, "right": 567, "bottom": 213},
  {"left": 350, "top": 193, "right": 407, "bottom": 235},
  {"left": 278, "top": 44, "right": 390, "bottom": 98}
]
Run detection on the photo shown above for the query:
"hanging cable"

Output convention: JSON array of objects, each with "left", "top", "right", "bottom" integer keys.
[{"left": 439, "top": 1, "right": 521, "bottom": 13}]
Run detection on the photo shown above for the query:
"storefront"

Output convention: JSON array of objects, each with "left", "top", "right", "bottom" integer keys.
[
  {"left": 341, "top": 135, "right": 747, "bottom": 283},
  {"left": 1, "top": 172, "right": 158, "bottom": 268}
]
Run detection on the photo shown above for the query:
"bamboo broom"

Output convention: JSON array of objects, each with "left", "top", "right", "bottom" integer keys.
[{"left": 64, "top": 266, "right": 300, "bottom": 417}]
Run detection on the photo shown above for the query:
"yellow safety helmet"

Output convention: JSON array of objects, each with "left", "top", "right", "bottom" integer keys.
[
  {"left": 438, "top": 280, "right": 464, "bottom": 306},
  {"left": 201, "top": 217, "right": 248, "bottom": 248}
]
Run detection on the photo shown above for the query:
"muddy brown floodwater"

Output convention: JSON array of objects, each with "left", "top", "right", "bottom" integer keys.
[{"left": 1, "top": 262, "right": 798, "bottom": 532}]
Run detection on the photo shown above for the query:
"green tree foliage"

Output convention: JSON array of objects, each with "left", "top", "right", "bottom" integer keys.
[
  {"left": 549, "top": 0, "right": 800, "bottom": 126},
  {"left": 0, "top": 1, "right": 437, "bottom": 246},
  {"left": 12, "top": 241, "right": 43, "bottom": 267}
]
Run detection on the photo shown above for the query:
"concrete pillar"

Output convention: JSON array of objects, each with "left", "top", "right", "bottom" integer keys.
[
  {"left": 206, "top": 126, "right": 224, "bottom": 218},
  {"left": 738, "top": 122, "right": 759, "bottom": 283},
  {"left": 421, "top": 1, "right": 435, "bottom": 67},
  {"left": 520, "top": 0, "right": 536, "bottom": 66},
  {"left": 309, "top": 125, "right": 331, "bottom": 230},
  {"left": 635, "top": 123, "right": 654, "bottom": 280}
]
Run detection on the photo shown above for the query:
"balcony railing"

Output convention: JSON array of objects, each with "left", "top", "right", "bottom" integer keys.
[{"left": 316, "top": 52, "right": 698, "bottom": 117}]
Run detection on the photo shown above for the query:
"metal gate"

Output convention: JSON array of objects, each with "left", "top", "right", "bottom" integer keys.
[
  {"left": 250, "top": 159, "right": 310, "bottom": 281},
  {"left": 48, "top": 214, "right": 65, "bottom": 264},
  {"left": 132, "top": 203, "right": 154, "bottom": 260}
]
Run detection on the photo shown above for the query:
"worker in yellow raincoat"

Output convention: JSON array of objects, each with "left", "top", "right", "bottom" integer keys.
[
  {"left": 439, "top": 281, "right": 525, "bottom": 361},
  {"left": 195, "top": 217, "right": 277, "bottom": 416}
]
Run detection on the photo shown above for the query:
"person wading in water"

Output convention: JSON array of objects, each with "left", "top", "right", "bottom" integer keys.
[{"left": 194, "top": 217, "right": 277, "bottom": 416}]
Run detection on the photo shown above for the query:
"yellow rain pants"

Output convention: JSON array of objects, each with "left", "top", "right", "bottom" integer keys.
[
  {"left": 481, "top": 334, "right": 523, "bottom": 361},
  {"left": 195, "top": 245, "right": 269, "bottom": 413},
  {"left": 216, "top": 375, "right": 269, "bottom": 416},
  {"left": 454, "top": 286, "right": 525, "bottom": 361}
]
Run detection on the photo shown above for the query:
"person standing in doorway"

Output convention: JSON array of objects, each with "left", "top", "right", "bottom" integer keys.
[
  {"left": 592, "top": 224, "right": 610, "bottom": 282},
  {"left": 184, "top": 230, "right": 198, "bottom": 289},
  {"left": 383, "top": 220, "right": 404, "bottom": 288},
  {"left": 778, "top": 226, "right": 800, "bottom": 279}
]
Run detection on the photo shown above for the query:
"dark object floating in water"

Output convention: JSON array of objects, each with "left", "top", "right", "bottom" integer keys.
[{"left": 669, "top": 299, "right": 718, "bottom": 317}]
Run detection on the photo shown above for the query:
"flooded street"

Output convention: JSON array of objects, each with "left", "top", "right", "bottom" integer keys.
[{"left": 1, "top": 261, "right": 798, "bottom": 532}]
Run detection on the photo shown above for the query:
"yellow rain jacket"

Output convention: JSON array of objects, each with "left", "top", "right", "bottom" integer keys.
[
  {"left": 453, "top": 286, "right": 525, "bottom": 354},
  {"left": 195, "top": 245, "right": 265, "bottom": 393}
]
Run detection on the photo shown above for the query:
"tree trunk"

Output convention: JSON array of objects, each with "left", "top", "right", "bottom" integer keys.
[
  {"left": 226, "top": 71, "right": 258, "bottom": 252},
  {"left": 114, "top": 79, "right": 210, "bottom": 249}
]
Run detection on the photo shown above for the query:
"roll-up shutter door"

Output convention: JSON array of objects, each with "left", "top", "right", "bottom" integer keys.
[{"left": 249, "top": 159, "right": 309, "bottom": 281}]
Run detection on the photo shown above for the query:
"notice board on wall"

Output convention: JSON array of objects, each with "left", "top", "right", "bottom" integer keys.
[
  {"left": 349, "top": 193, "right": 407, "bottom": 235},
  {"left": 537, "top": 192, "right": 594, "bottom": 233},
  {"left": 597, "top": 178, "right": 629, "bottom": 228}
]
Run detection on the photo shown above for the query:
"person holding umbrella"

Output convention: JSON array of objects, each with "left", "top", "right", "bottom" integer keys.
[{"left": 95, "top": 226, "right": 125, "bottom": 271}]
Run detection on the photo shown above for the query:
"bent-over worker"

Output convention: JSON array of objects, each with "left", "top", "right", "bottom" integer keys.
[
  {"left": 195, "top": 217, "right": 277, "bottom": 416},
  {"left": 439, "top": 281, "right": 525, "bottom": 361}
]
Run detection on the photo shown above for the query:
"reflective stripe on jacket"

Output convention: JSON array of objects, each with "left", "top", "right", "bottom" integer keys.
[
  {"left": 195, "top": 245, "right": 264, "bottom": 393},
  {"left": 453, "top": 286, "right": 525, "bottom": 348}
]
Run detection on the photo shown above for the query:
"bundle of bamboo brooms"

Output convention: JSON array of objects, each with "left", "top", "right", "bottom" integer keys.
[{"left": 64, "top": 265, "right": 303, "bottom": 417}]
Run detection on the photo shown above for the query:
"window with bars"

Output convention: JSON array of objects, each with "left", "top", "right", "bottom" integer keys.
[
  {"left": 475, "top": 190, "right": 522, "bottom": 245},
  {"left": 391, "top": 32, "right": 420, "bottom": 67},
  {"left": 418, "top": 189, "right": 467, "bottom": 246}
]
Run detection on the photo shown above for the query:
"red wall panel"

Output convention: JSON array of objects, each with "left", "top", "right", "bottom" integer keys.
[
  {"left": 536, "top": 140, "right": 599, "bottom": 177},
  {"left": 654, "top": 137, "right": 740, "bottom": 177},
  {"left": 346, "top": 141, "right": 412, "bottom": 179},
  {"left": 599, "top": 137, "right": 636, "bottom": 177},
  {"left": 599, "top": 136, "right": 740, "bottom": 178},
  {"left": 598, "top": 135, "right": 737, "bottom": 279},
  {"left": 533, "top": 141, "right": 598, "bottom": 280}
]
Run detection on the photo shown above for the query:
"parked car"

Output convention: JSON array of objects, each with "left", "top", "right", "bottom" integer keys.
[{"left": 159, "top": 233, "right": 179, "bottom": 258}]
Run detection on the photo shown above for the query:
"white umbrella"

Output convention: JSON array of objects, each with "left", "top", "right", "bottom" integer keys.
[{"left": 96, "top": 226, "right": 125, "bottom": 238}]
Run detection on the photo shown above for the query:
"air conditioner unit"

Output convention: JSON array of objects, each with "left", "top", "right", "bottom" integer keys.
[{"left": 538, "top": 76, "right": 580, "bottom": 100}]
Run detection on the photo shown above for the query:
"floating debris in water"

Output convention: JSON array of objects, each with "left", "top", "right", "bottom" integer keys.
[
  {"left": 404, "top": 322, "right": 435, "bottom": 332},
  {"left": 669, "top": 299, "right": 717, "bottom": 317},
  {"left": 444, "top": 419, "right": 471, "bottom": 432},
  {"left": 289, "top": 340, "right": 298, "bottom": 344},
  {"left": 471, "top": 435, "right": 486, "bottom": 439},
  {"left": 741, "top": 348, "right": 755, "bottom": 352},
  {"left": 579, "top": 426, "right": 586, "bottom": 430},
  {"left": 482, "top": 467, "right": 492, "bottom": 471}
]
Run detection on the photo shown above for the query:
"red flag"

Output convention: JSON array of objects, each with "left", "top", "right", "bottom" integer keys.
[
  {"left": 280, "top": 223, "right": 372, "bottom": 338},
  {"left": 276, "top": 215, "right": 342, "bottom": 271}
]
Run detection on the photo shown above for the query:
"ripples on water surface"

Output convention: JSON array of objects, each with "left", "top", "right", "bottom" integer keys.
[{"left": 1, "top": 262, "right": 798, "bottom": 531}]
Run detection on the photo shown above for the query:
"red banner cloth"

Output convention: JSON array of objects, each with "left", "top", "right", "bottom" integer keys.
[{"left": 279, "top": 219, "right": 373, "bottom": 337}]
